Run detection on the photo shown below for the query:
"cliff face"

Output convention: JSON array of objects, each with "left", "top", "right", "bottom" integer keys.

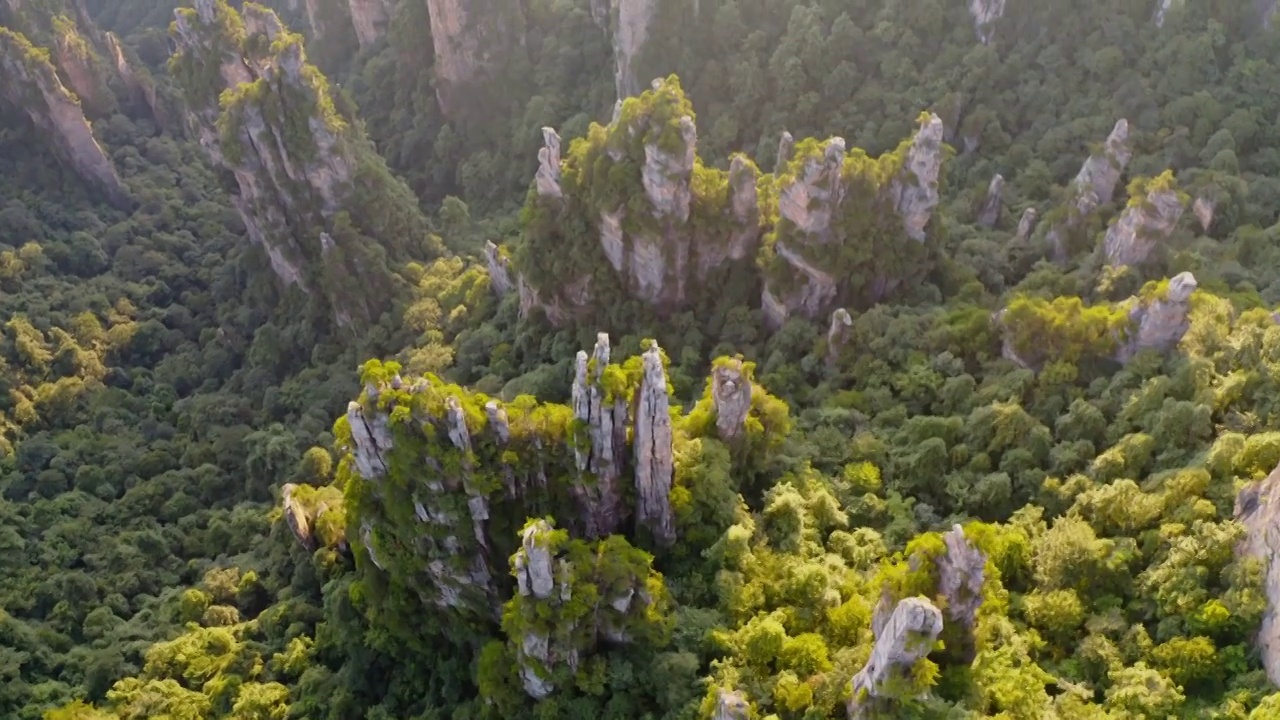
[
  {"left": 337, "top": 336, "right": 686, "bottom": 630},
  {"left": 0, "top": 27, "right": 132, "bottom": 209},
  {"left": 346, "top": 0, "right": 391, "bottom": 47},
  {"left": 1116, "top": 271, "right": 1197, "bottom": 362},
  {"left": 1103, "top": 184, "right": 1186, "bottom": 267},
  {"left": 426, "top": 0, "right": 526, "bottom": 117},
  {"left": 1235, "top": 461, "right": 1280, "bottom": 686},
  {"left": 611, "top": 0, "right": 654, "bottom": 100},
  {"left": 1045, "top": 120, "right": 1133, "bottom": 261},
  {"left": 848, "top": 597, "right": 944, "bottom": 717},
  {"left": 512, "top": 80, "right": 948, "bottom": 328},
  {"left": 761, "top": 113, "right": 946, "bottom": 328},
  {"left": 514, "top": 77, "right": 762, "bottom": 323},
  {"left": 170, "top": 0, "right": 436, "bottom": 327}
]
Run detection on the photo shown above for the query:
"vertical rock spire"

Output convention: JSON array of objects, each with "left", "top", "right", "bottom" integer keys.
[{"left": 633, "top": 344, "right": 675, "bottom": 546}]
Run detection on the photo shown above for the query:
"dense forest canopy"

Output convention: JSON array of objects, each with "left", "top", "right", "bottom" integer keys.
[{"left": 6, "top": 0, "right": 1280, "bottom": 718}]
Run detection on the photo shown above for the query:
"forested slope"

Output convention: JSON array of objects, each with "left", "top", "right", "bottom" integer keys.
[{"left": 5, "top": 0, "right": 1280, "bottom": 719}]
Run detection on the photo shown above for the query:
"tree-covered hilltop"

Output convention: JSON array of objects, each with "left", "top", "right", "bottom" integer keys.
[{"left": 9, "top": 0, "right": 1280, "bottom": 718}]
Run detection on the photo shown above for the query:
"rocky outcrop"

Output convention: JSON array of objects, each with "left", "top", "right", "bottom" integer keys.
[
  {"left": 485, "top": 241, "right": 515, "bottom": 295},
  {"left": 977, "top": 174, "right": 1003, "bottom": 228},
  {"left": 1078, "top": 120, "right": 1132, "bottom": 207},
  {"left": 712, "top": 690, "right": 751, "bottom": 720},
  {"left": 776, "top": 130, "right": 794, "bottom": 172},
  {"left": 612, "top": 0, "right": 654, "bottom": 100},
  {"left": 171, "top": 0, "right": 433, "bottom": 326},
  {"left": 1015, "top": 207, "right": 1038, "bottom": 242},
  {"left": 1235, "top": 461, "right": 1280, "bottom": 686},
  {"left": 426, "top": 0, "right": 526, "bottom": 117},
  {"left": 634, "top": 345, "right": 675, "bottom": 546},
  {"left": 848, "top": 597, "right": 945, "bottom": 718},
  {"left": 1193, "top": 195, "right": 1215, "bottom": 233},
  {"left": 763, "top": 114, "right": 945, "bottom": 327},
  {"left": 969, "top": 0, "right": 1006, "bottom": 44},
  {"left": 535, "top": 127, "right": 563, "bottom": 199},
  {"left": 1045, "top": 120, "right": 1133, "bottom": 261},
  {"left": 281, "top": 483, "right": 315, "bottom": 550},
  {"left": 570, "top": 334, "right": 627, "bottom": 537},
  {"left": 347, "top": 398, "right": 393, "bottom": 478},
  {"left": 50, "top": 17, "right": 113, "bottom": 117},
  {"left": 517, "top": 78, "right": 761, "bottom": 323},
  {"left": 779, "top": 137, "right": 846, "bottom": 238},
  {"left": 891, "top": 115, "right": 945, "bottom": 242},
  {"left": 1103, "top": 186, "right": 1186, "bottom": 267},
  {"left": 937, "top": 525, "right": 985, "bottom": 631},
  {"left": 827, "top": 308, "right": 853, "bottom": 365},
  {"left": 710, "top": 359, "right": 753, "bottom": 442},
  {"left": 0, "top": 28, "right": 132, "bottom": 209},
  {"left": 1116, "top": 271, "right": 1197, "bottom": 363},
  {"left": 507, "top": 518, "right": 667, "bottom": 699}
]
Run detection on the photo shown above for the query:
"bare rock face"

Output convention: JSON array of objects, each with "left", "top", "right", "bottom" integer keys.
[
  {"left": 1117, "top": 271, "right": 1197, "bottom": 363},
  {"left": 827, "top": 308, "right": 854, "bottom": 365},
  {"left": 485, "top": 241, "right": 514, "bottom": 295},
  {"left": 50, "top": 20, "right": 113, "bottom": 117},
  {"left": 426, "top": 0, "right": 526, "bottom": 117},
  {"left": 0, "top": 28, "right": 131, "bottom": 209},
  {"left": 515, "top": 520, "right": 557, "bottom": 600},
  {"left": 485, "top": 401, "right": 510, "bottom": 444},
  {"left": 764, "top": 114, "right": 945, "bottom": 325},
  {"left": 171, "top": 1, "right": 430, "bottom": 327},
  {"left": 570, "top": 334, "right": 627, "bottom": 537},
  {"left": 1046, "top": 120, "right": 1133, "bottom": 260},
  {"left": 281, "top": 483, "right": 316, "bottom": 551},
  {"left": 347, "top": 0, "right": 392, "bottom": 48},
  {"left": 848, "top": 597, "right": 945, "bottom": 718},
  {"left": 1015, "top": 207, "right": 1038, "bottom": 242},
  {"left": 642, "top": 112, "right": 696, "bottom": 221},
  {"left": 779, "top": 137, "right": 845, "bottom": 237},
  {"left": 713, "top": 689, "right": 751, "bottom": 720},
  {"left": 977, "top": 174, "right": 1004, "bottom": 228},
  {"left": 1103, "top": 187, "right": 1186, "bottom": 267},
  {"left": 612, "top": 0, "right": 654, "bottom": 100},
  {"left": 1193, "top": 195, "right": 1216, "bottom": 233},
  {"left": 969, "top": 0, "right": 1007, "bottom": 44},
  {"left": 347, "top": 399, "right": 393, "bottom": 479},
  {"left": 1235, "top": 461, "right": 1280, "bottom": 686},
  {"left": 535, "top": 127, "right": 563, "bottom": 199},
  {"left": 937, "top": 525, "right": 985, "bottom": 630},
  {"left": 891, "top": 113, "right": 946, "bottom": 243},
  {"left": 776, "top": 130, "right": 794, "bottom": 172},
  {"left": 1078, "top": 120, "right": 1132, "bottom": 207},
  {"left": 634, "top": 344, "right": 675, "bottom": 546},
  {"left": 711, "top": 359, "right": 753, "bottom": 442},
  {"left": 518, "top": 80, "right": 760, "bottom": 323}
]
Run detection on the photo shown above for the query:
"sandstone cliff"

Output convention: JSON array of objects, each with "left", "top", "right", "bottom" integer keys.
[
  {"left": 426, "top": 0, "right": 526, "bottom": 117},
  {"left": 338, "top": 336, "right": 681, "bottom": 630},
  {"left": 1103, "top": 178, "right": 1186, "bottom": 268},
  {"left": 515, "top": 77, "right": 762, "bottom": 324},
  {"left": 0, "top": 27, "right": 132, "bottom": 209},
  {"left": 170, "top": 0, "right": 435, "bottom": 327},
  {"left": 848, "top": 597, "right": 944, "bottom": 717},
  {"left": 977, "top": 174, "right": 1003, "bottom": 228},
  {"left": 506, "top": 519, "right": 668, "bottom": 698},
  {"left": 1235, "top": 461, "right": 1280, "bottom": 686},
  {"left": 611, "top": 0, "right": 654, "bottom": 100},
  {"left": 1116, "top": 271, "right": 1197, "bottom": 363},
  {"left": 1045, "top": 120, "right": 1133, "bottom": 261},
  {"left": 346, "top": 0, "right": 391, "bottom": 47},
  {"left": 761, "top": 113, "right": 946, "bottom": 328}
]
